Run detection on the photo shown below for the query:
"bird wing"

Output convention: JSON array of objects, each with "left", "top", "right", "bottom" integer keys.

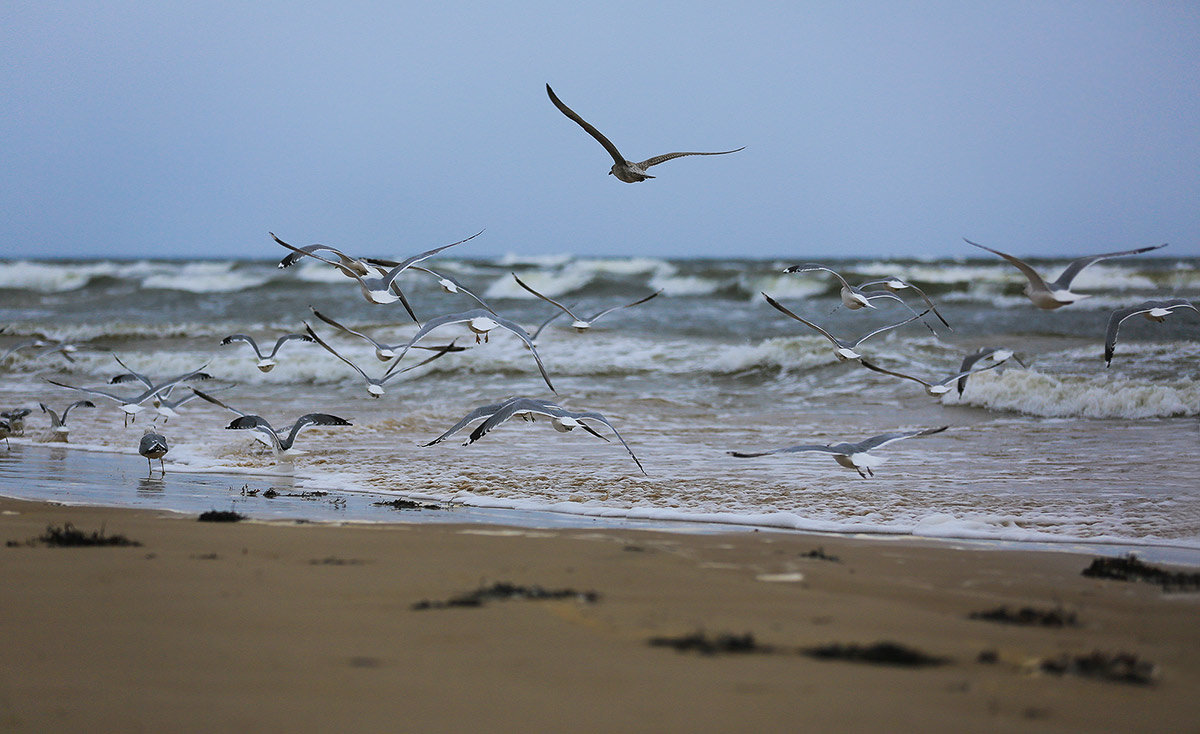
[
  {"left": 490, "top": 314, "right": 557, "bottom": 394},
  {"left": 572, "top": 411, "right": 646, "bottom": 475},
  {"left": 376, "top": 230, "right": 485, "bottom": 292},
  {"left": 854, "top": 426, "right": 948, "bottom": 452},
  {"left": 546, "top": 83, "right": 627, "bottom": 166},
  {"left": 1052, "top": 244, "right": 1168, "bottom": 290},
  {"left": 782, "top": 263, "right": 853, "bottom": 291},
  {"left": 270, "top": 234, "right": 361, "bottom": 279},
  {"left": 43, "top": 379, "right": 131, "bottom": 404},
  {"left": 858, "top": 359, "right": 933, "bottom": 389},
  {"left": 467, "top": 398, "right": 564, "bottom": 444},
  {"left": 421, "top": 398, "right": 525, "bottom": 446},
  {"left": 38, "top": 403, "right": 63, "bottom": 427},
  {"left": 384, "top": 311, "right": 478, "bottom": 372},
  {"left": 111, "top": 354, "right": 156, "bottom": 389},
  {"left": 268, "top": 333, "right": 314, "bottom": 358},
  {"left": 531, "top": 309, "right": 567, "bottom": 341},
  {"left": 586, "top": 289, "right": 663, "bottom": 323},
  {"left": 761, "top": 293, "right": 841, "bottom": 346},
  {"left": 310, "top": 308, "right": 389, "bottom": 353},
  {"left": 963, "top": 239, "right": 1052, "bottom": 293},
  {"left": 280, "top": 413, "right": 351, "bottom": 451},
  {"left": 190, "top": 387, "right": 247, "bottom": 417},
  {"left": 276, "top": 243, "right": 352, "bottom": 270},
  {"left": 410, "top": 265, "right": 496, "bottom": 313},
  {"left": 225, "top": 415, "right": 279, "bottom": 450},
  {"left": 303, "top": 323, "right": 373, "bottom": 383},
  {"left": 380, "top": 339, "right": 463, "bottom": 385},
  {"left": 220, "top": 334, "right": 265, "bottom": 360},
  {"left": 63, "top": 400, "right": 96, "bottom": 422},
  {"left": 852, "top": 310, "right": 930, "bottom": 347},
  {"left": 728, "top": 444, "right": 836, "bottom": 458},
  {"left": 512, "top": 273, "right": 581, "bottom": 321},
  {"left": 637, "top": 148, "right": 745, "bottom": 170}
]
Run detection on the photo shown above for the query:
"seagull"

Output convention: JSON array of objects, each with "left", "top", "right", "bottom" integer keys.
[
  {"left": 303, "top": 323, "right": 462, "bottom": 397},
  {"left": 728, "top": 426, "right": 949, "bottom": 478},
  {"left": 1104, "top": 298, "right": 1198, "bottom": 366},
  {"left": 408, "top": 265, "right": 496, "bottom": 313},
  {"left": 762, "top": 292, "right": 929, "bottom": 361},
  {"left": 382, "top": 309, "right": 556, "bottom": 393},
  {"left": 1, "top": 339, "right": 47, "bottom": 367},
  {"left": 38, "top": 400, "right": 95, "bottom": 442},
  {"left": 309, "top": 308, "right": 468, "bottom": 362},
  {"left": 783, "top": 264, "right": 918, "bottom": 313},
  {"left": 1, "top": 408, "right": 33, "bottom": 436},
  {"left": 139, "top": 426, "right": 169, "bottom": 476},
  {"left": 858, "top": 358, "right": 1005, "bottom": 396},
  {"left": 546, "top": 83, "right": 744, "bottom": 183},
  {"left": 46, "top": 358, "right": 212, "bottom": 425},
  {"left": 511, "top": 273, "right": 662, "bottom": 333},
  {"left": 270, "top": 230, "right": 482, "bottom": 310},
  {"left": 225, "top": 413, "right": 352, "bottom": 455},
  {"left": 856, "top": 276, "right": 952, "bottom": 329},
  {"left": 220, "top": 333, "right": 313, "bottom": 372},
  {"left": 0, "top": 419, "right": 10, "bottom": 449},
  {"left": 956, "top": 347, "right": 1025, "bottom": 396},
  {"left": 426, "top": 396, "right": 645, "bottom": 474},
  {"left": 964, "top": 238, "right": 1168, "bottom": 309}
]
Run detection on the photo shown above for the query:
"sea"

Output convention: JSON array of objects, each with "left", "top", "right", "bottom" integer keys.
[{"left": 1, "top": 253, "right": 1198, "bottom": 559}]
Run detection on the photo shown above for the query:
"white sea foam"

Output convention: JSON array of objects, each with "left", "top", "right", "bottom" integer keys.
[
  {"left": 0, "top": 261, "right": 125, "bottom": 292},
  {"left": 140, "top": 262, "right": 273, "bottom": 293},
  {"left": 958, "top": 368, "right": 1200, "bottom": 418}
]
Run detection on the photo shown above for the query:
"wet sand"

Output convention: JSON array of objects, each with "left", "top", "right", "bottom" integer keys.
[{"left": 1, "top": 495, "right": 1198, "bottom": 732}]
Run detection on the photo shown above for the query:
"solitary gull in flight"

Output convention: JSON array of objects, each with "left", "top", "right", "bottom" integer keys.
[
  {"left": 956, "top": 347, "right": 1025, "bottom": 396},
  {"left": 762, "top": 293, "right": 928, "bottom": 361},
  {"left": 964, "top": 238, "right": 1168, "bottom": 309},
  {"left": 383, "top": 309, "right": 556, "bottom": 393},
  {"left": 728, "top": 426, "right": 949, "bottom": 478},
  {"left": 858, "top": 358, "right": 1005, "bottom": 396},
  {"left": 270, "top": 231, "right": 482, "bottom": 310},
  {"left": 225, "top": 413, "right": 352, "bottom": 456},
  {"left": 304, "top": 323, "right": 462, "bottom": 398},
  {"left": 1104, "top": 298, "right": 1198, "bottom": 366},
  {"left": 139, "top": 426, "right": 169, "bottom": 476},
  {"left": 512, "top": 273, "right": 662, "bottom": 332},
  {"left": 38, "top": 400, "right": 95, "bottom": 442},
  {"left": 546, "top": 83, "right": 744, "bottom": 183},
  {"left": 425, "top": 396, "right": 645, "bottom": 474},
  {"left": 220, "top": 333, "right": 313, "bottom": 372}
]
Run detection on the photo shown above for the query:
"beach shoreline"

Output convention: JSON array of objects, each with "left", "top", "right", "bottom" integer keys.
[{"left": 1, "top": 494, "right": 1198, "bottom": 731}]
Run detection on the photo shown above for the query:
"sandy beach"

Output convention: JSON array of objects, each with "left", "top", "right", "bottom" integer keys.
[{"left": 1, "top": 495, "right": 1197, "bottom": 732}]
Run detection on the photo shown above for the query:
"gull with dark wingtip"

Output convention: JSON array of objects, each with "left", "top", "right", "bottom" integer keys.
[
  {"left": 303, "top": 323, "right": 462, "bottom": 398},
  {"left": 512, "top": 273, "right": 661, "bottom": 332},
  {"left": 1104, "top": 298, "right": 1197, "bottom": 366},
  {"left": 762, "top": 292, "right": 928, "bottom": 361},
  {"left": 955, "top": 347, "right": 1025, "bottom": 396},
  {"left": 39, "top": 400, "right": 95, "bottom": 442},
  {"left": 728, "top": 426, "right": 948, "bottom": 478},
  {"left": 859, "top": 358, "right": 1005, "bottom": 397},
  {"left": 220, "top": 333, "right": 313, "bottom": 372},
  {"left": 139, "top": 426, "right": 169, "bottom": 476},
  {"left": 546, "top": 84, "right": 743, "bottom": 183}
]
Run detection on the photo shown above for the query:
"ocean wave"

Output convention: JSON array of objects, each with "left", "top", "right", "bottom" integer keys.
[
  {"left": 957, "top": 368, "right": 1200, "bottom": 418},
  {"left": 0, "top": 260, "right": 131, "bottom": 292},
  {"left": 140, "top": 262, "right": 274, "bottom": 293}
]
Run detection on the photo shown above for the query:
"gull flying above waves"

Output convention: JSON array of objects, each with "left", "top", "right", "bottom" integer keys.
[
  {"left": 219, "top": 333, "right": 314, "bottom": 372},
  {"left": 190, "top": 387, "right": 351, "bottom": 455},
  {"left": 304, "top": 323, "right": 463, "bottom": 398},
  {"left": 382, "top": 309, "right": 556, "bottom": 393},
  {"left": 39, "top": 400, "right": 96, "bottom": 441},
  {"left": 964, "top": 238, "right": 1168, "bottom": 310},
  {"left": 270, "top": 230, "right": 483, "bottom": 313},
  {"left": 956, "top": 347, "right": 1025, "bottom": 396},
  {"left": 1104, "top": 298, "right": 1198, "bottom": 366},
  {"left": 784, "top": 264, "right": 923, "bottom": 314},
  {"left": 512, "top": 273, "right": 662, "bottom": 332},
  {"left": 855, "top": 276, "right": 952, "bottom": 330},
  {"left": 762, "top": 292, "right": 929, "bottom": 361},
  {"left": 728, "top": 426, "right": 948, "bottom": 478},
  {"left": 858, "top": 358, "right": 1005, "bottom": 397},
  {"left": 309, "top": 307, "right": 469, "bottom": 362},
  {"left": 546, "top": 84, "right": 744, "bottom": 183},
  {"left": 46, "top": 359, "right": 213, "bottom": 425},
  {"left": 425, "top": 396, "right": 645, "bottom": 474}
]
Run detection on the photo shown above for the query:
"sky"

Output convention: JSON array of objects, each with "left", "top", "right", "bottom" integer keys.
[{"left": 2, "top": 1, "right": 1198, "bottom": 261}]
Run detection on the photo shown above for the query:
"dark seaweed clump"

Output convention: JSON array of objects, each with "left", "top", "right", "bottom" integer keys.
[
  {"left": 412, "top": 582, "right": 599, "bottom": 610},
  {"left": 373, "top": 498, "right": 442, "bottom": 511},
  {"left": 648, "top": 631, "right": 771, "bottom": 655},
  {"left": 798, "top": 547, "right": 840, "bottom": 562},
  {"left": 8, "top": 522, "right": 142, "bottom": 548},
  {"left": 1081, "top": 554, "right": 1200, "bottom": 592},
  {"left": 198, "top": 510, "right": 245, "bottom": 523},
  {"left": 969, "top": 605, "right": 1078, "bottom": 628},
  {"left": 802, "top": 641, "right": 947, "bottom": 667},
  {"left": 1038, "top": 650, "right": 1158, "bottom": 685}
]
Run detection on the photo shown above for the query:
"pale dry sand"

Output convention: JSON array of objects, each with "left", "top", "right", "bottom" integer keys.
[{"left": 0, "top": 496, "right": 1197, "bottom": 733}]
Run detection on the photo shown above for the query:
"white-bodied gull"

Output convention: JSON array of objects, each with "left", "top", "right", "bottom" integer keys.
[
  {"left": 964, "top": 238, "right": 1168, "bottom": 310},
  {"left": 762, "top": 292, "right": 928, "bottom": 361},
  {"left": 224, "top": 413, "right": 351, "bottom": 455},
  {"left": 1104, "top": 298, "right": 1197, "bottom": 366},
  {"left": 511, "top": 273, "right": 662, "bottom": 332},
  {"left": 856, "top": 276, "right": 952, "bottom": 329},
  {"left": 304, "top": 323, "right": 461, "bottom": 398},
  {"left": 728, "top": 426, "right": 949, "bottom": 478},
  {"left": 46, "top": 358, "right": 213, "bottom": 425},
  {"left": 546, "top": 83, "right": 744, "bottom": 183},
  {"left": 859, "top": 358, "right": 1005, "bottom": 396},
  {"left": 309, "top": 307, "right": 468, "bottom": 362},
  {"left": 956, "top": 347, "right": 1025, "bottom": 396},
  {"left": 38, "top": 400, "right": 95, "bottom": 442},
  {"left": 220, "top": 333, "right": 313, "bottom": 372}
]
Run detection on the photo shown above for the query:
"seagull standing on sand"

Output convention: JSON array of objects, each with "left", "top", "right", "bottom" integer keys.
[
  {"left": 1104, "top": 298, "right": 1198, "bottom": 366},
  {"left": 512, "top": 273, "right": 662, "bottom": 332},
  {"left": 728, "top": 426, "right": 949, "bottom": 478},
  {"left": 546, "top": 84, "right": 744, "bottom": 183},
  {"left": 220, "top": 333, "right": 313, "bottom": 372},
  {"left": 38, "top": 400, "right": 95, "bottom": 442},
  {"left": 964, "top": 239, "right": 1168, "bottom": 309},
  {"left": 761, "top": 293, "right": 928, "bottom": 361},
  {"left": 139, "top": 427, "right": 169, "bottom": 476},
  {"left": 425, "top": 396, "right": 645, "bottom": 474}
]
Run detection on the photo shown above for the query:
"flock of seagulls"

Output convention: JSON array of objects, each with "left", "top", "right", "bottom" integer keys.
[{"left": 1, "top": 84, "right": 1194, "bottom": 486}]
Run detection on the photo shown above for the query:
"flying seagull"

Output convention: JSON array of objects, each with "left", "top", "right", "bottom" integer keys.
[
  {"left": 382, "top": 309, "right": 556, "bottom": 393},
  {"left": 309, "top": 307, "right": 468, "bottom": 362},
  {"left": 1104, "top": 298, "right": 1198, "bottom": 366},
  {"left": 304, "top": 323, "right": 462, "bottom": 398},
  {"left": 546, "top": 83, "right": 744, "bottom": 183},
  {"left": 784, "top": 264, "right": 918, "bottom": 313},
  {"left": 270, "top": 230, "right": 482, "bottom": 310},
  {"left": 858, "top": 358, "right": 1005, "bottom": 396},
  {"left": 728, "top": 426, "right": 949, "bottom": 478},
  {"left": 512, "top": 273, "right": 662, "bottom": 332},
  {"left": 220, "top": 333, "right": 313, "bottom": 372},
  {"left": 38, "top": 400, "right": 95, "bottom": 442},
  {"left": 139, "top": 427, "right": 169, "bottom": 476},
  {"left": 225, "top": 413, "right": 352, "bottom": 455},
  {"left": 956, "top": 347, "right": 1025, "bottom": 396},
  {"left": 0, "top": 408, "right": 32, "bottom": 436},
  {"left": 46, "top": 359, "right": 212, "bottom": 425},
  {"left": 762, "top": 292, "right": 928, "bottom": 361},
  {"left": 856, "top": 276, "right": 952, "bottom": 329},
  {"left": 426, "top": 396, "right": 645, "bottom": 474},
  {"left": 964, "top": 238, "right": 1167, "bottom": 309}
]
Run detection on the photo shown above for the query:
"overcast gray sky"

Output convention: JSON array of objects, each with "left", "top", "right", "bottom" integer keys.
[{"left": 2, "top": 1, "right": 1197, "bottom": 260}]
